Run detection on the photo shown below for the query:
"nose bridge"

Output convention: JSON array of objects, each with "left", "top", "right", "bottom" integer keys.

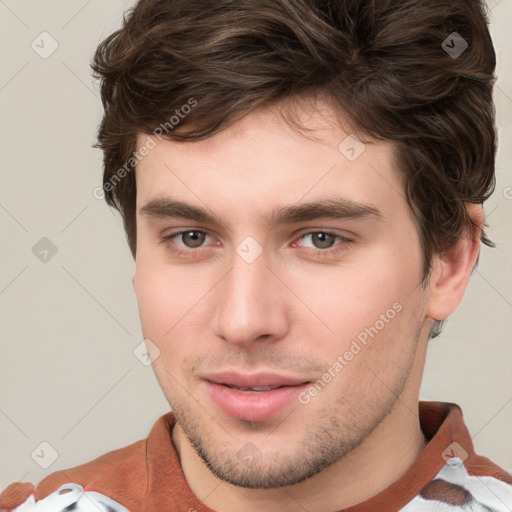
[{"left": 212, "top": 251, "right": 287, "bottom": 346}]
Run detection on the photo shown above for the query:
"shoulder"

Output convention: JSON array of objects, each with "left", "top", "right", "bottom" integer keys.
[
  {"left": 0, "top": 483, "right": 131, "bottom": 512},
  {"left": 0, "top": 439, "right": 147, "bottom": 512},
  {"left": 402, "top": 457, "right": 512, "bottom": 511}
]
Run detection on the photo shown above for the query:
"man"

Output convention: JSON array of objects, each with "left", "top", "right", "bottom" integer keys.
[{"left": 1, "top": 0, "right": 511, "bottom": 511}]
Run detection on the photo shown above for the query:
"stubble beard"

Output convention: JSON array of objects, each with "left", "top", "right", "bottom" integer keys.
[
  {"left": 166, "top": 346, "right": 420, "bottom": 489},
  {"left": 160, "top": 295, "right": 426, "bottom": 489}
]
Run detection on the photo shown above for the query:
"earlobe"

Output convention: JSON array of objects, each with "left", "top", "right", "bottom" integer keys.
[{"left": 426, "top": 204, "right": 483, "bottom": 322}]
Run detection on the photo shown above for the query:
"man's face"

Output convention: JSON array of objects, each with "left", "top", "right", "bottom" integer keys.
[{"left": 133, "top": 101, "right": 432, "bottom": 488}]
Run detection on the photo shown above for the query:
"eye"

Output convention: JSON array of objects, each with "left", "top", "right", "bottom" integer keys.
[
  {"left": 301, "top": 231, "right": 344, "bottom": 249},
  {"left": 176, "top": 230, "right": 209, "bottom": 248},
  {"left": 293, "top": 231, "right": 353, "bottom": 258},
  {"left": 160, "top": 229, "right": 351, "bottom": 260},
  {"left": 161, "top": 230, "right": 215, "bottom": 253}
]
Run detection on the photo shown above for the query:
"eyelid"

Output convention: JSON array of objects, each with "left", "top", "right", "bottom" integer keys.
[{"left": 293, "top": 225, "right": 356, "bottom": 239}]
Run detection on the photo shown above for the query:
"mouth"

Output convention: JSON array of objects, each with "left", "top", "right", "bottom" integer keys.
[
  {"left": 219, "top": 384, "right": 293, "bottom": 393},
  {"left": 203, "top": 371, "right": 311, "bottom": 389},
  {"left": 202, "top": 371, "right": 312, "bottom": 421}
]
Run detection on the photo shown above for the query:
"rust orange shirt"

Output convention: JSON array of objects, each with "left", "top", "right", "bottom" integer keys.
[{"left": 1, "top": 401, "right": 511, "bottom": 511}]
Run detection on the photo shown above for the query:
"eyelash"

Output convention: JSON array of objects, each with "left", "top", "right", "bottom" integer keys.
[{"left": 159, "top": 230, "right": 352, "bottom": 259}]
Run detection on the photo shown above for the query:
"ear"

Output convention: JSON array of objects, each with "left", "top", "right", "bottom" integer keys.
[{"left": 426, "top": 204, "right": 483, "bottom": 321}]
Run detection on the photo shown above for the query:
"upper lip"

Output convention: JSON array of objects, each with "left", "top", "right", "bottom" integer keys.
[{"left": 202, "top": 371, "right": 311, "bottom": 388}]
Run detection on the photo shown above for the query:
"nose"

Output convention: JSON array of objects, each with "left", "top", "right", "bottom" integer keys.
[{"left": 211, "top": 251, "right": 290, "bottom": 348}]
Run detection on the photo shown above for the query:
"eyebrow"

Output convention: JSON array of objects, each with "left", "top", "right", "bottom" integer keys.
[{"left": 139, "top": 196, "right": 383, "bottom": 227}]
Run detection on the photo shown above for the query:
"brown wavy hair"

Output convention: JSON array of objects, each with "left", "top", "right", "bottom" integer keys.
[{"left": 92, "top": 0, "right": 497, "bottom": 337}]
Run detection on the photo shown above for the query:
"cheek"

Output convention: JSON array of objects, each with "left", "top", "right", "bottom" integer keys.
[
  {"left": 134, "top": 268, "right": 198, "bottom": 388},
  {"left": 134, "top": 260, "right": 194, "bottom": 340},
  {"left": 134, "top": 256, "right": 223, "bottom": 367},
  {"left": 285, "top": 250, "right": 420, "bottom": 347}
]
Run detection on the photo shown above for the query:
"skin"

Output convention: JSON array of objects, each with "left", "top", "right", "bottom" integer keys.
[{"left": 132, "top": 98, "right": 482, "bottom": 512}]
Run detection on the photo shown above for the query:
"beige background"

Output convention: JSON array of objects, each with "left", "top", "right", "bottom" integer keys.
[{"left": 0, "top": 0, "right": 511, "bottom": 490}]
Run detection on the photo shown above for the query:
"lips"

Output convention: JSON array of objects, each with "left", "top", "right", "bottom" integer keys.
[{"left": 202, "top": 371, "right": 311, "bottom": 421}]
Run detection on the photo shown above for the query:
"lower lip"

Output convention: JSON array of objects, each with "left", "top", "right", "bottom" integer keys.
[{"left": 204, "top": 381, "right": 309, "bottom": 421}]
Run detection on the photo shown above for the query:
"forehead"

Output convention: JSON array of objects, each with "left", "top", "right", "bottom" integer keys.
[{"left": 134, "top": 101, "right": 404, "bottom": 221}]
